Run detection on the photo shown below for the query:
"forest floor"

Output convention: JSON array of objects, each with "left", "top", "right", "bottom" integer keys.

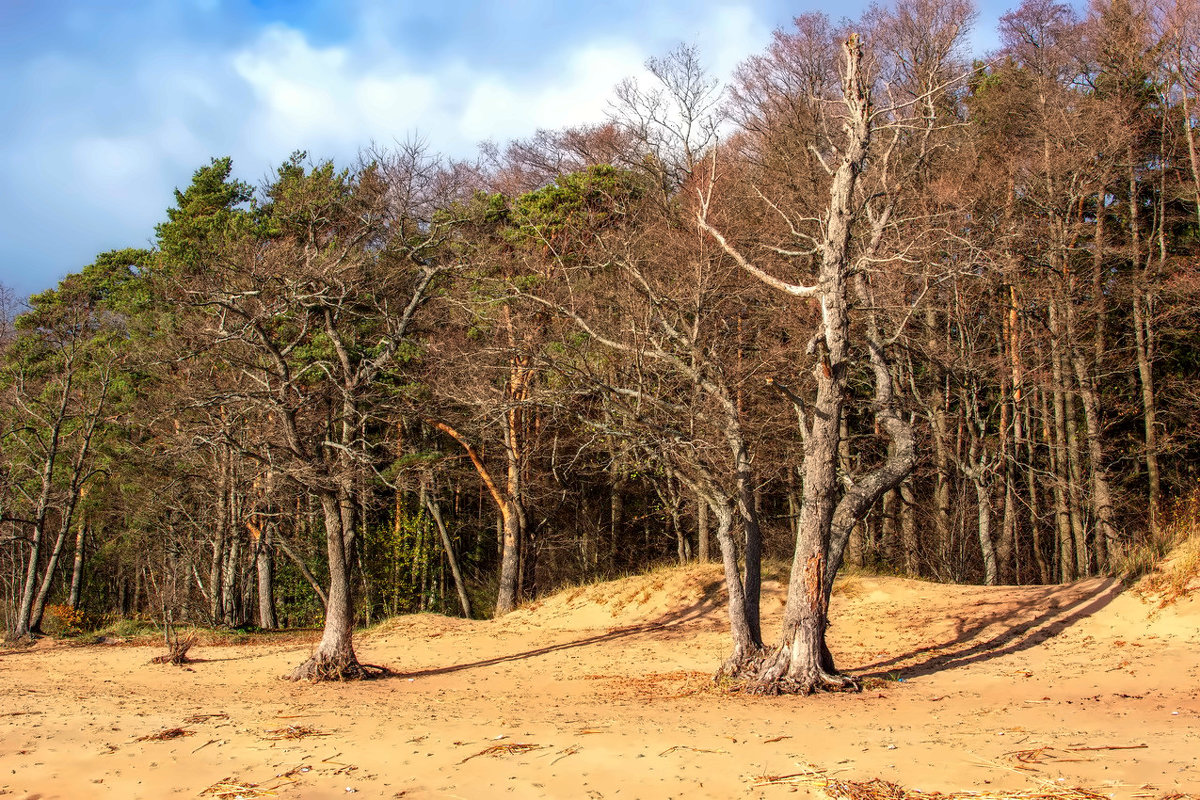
[{"left": 1, "top": 565, "right": 1198, "bottom": 800}]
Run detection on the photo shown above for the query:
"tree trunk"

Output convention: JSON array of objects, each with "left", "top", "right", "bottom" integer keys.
[
  {"left": 931, "top": 385, "right": 953, "bottom": 576},
  {"left": 10, "top": 382, "right": 71, "bottom": 639},
  {"left": 250, "top": 521, "right": 277, "bottom": 630},
  {"left": 494, "top": 501, "right": 523, "bottom": 615},
  {"left": 288, "top": 491, "right": 363, "bottom": 680},
  {"left": 68, "top": 524, "right": 86, "bottom": 610},
  {"left": 900, "top": 481, "right": 918, "bottom": 577},
  {"left": 28, "top": 519, "right": 72, "bottom": 633},
  {"left": 423, "top": 485, "right": 472, "bottom": 619},
  {"left": 222, "top": 529, "right": 240, "bottom": 627},
  {"left": 1132, "top": 291, "right": 1162, "bottom": 539},
  {"left": 1024, "top": 402, "right": 1049, "bottom": 585},
  {"left": 710, "top": 499, "right": 763, "bottom": 673},
  {"left": 729, "top": 427, "right": 762, "bottom": 647},
  {"left": 974, "top": 469, "right": 997, "bottom": 586}
]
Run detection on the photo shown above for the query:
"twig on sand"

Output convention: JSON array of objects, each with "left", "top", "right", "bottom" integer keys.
[
  {"left": 659, "top": 745, "right": 728, "bottom": 756},
  {"left": 320, "top": 752, "right": 358, "bottom": 775},
  {"left": 1068, "top": 743, "right": 1147, "bottom": 752},
  {"left": 185, "top": 713, "right": 229, "bottom": 724},
  {"left": 549, "top": 745, "right": 581, "bottom": 765},
  {"left": 1002, "top": 748, "right": 1091, "bottom": 768},
  {"left": 458, "top": 743, "right": 543, "bottom": 764}
]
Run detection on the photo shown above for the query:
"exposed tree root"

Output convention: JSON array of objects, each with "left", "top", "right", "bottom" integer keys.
[
  {"left": 2, "top": 633, "right": 36, "bottom": 648},
  {"left": 715, "top": 644, "right": 768, "bottom": 681},
  {"left": 745, "top": 646, "right": 861, "bottom": 696},
  {"left": 285, "top": 655, "right": 389, "bottom": 682},
  {"left": 150, "top": 632, "right": 196, "bottom": 666}
]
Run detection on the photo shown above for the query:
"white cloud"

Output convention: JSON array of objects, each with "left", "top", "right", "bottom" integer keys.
[{"left": 0, "top": 0, "right": 799, "bottom": 297}]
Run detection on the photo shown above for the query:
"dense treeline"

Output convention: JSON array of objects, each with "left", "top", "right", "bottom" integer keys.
[{"left": 2, "top": 0, "right": 1199, "bottom": 689}]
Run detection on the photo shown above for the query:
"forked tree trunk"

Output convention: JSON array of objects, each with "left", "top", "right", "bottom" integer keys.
[
  {"left": 29, "top": 516, "right": 73, "bottom": 632},
  {"left": 750, "top": 35, "right": 872, "bottom": 694},
  {"left": 698, "top": 33, "right": 915, "bottom": 693},
  {"left": 729, "top": 427, "right": 762, "bottom": 646}
]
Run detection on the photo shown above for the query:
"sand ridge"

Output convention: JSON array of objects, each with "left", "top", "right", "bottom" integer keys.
[{"left": 1, "top": 566, "right": 1197, "bottom": 799}]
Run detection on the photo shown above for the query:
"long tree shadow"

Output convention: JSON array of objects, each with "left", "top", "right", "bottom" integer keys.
[
  {"left": 390, "top": 577, "right": 728, "bottom": 680},
  {"left": 852, "top": 578, "right": 1124, "bottom": 680}
]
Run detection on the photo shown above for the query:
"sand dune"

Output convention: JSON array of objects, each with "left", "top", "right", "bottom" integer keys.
[{"left": 2, "top": 566, "right": 1197, "bottom": 799}]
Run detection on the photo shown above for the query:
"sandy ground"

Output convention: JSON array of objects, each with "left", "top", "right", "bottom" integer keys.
[{"left": 1, "top": 566, "right": 1198, "bottom": 800}]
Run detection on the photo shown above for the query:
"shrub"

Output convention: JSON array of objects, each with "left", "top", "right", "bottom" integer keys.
[{"left": 41, "top": 604, "right": 87, "bottom": 637}]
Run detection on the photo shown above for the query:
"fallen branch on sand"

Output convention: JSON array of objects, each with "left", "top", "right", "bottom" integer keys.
[
  {"left": 549, "top": 745, "right": 581, "bottom": 765},
  {"left": 458, "top": 743, "right": 542, "bottom": 764},
  {"left": 1003, "top": 743, "right": 1148, "bottom": 770},
  {"left": 136, "top": 727, "right": 194, "bottom": 742},
  {"left": 1068, "top": 743, "right": 1148, "bottom": 752}
]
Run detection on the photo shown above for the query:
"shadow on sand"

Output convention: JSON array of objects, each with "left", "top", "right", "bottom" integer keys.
[
  {"left": 390, "top": 577, "right": 728, "bottom": 680},
  {"left": 852, "top": 578, "right": 1124, "bottom": 680}
]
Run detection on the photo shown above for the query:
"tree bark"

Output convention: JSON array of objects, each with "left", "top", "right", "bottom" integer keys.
[
  {"left": 249, "top": 520, "right": 277, "bottom": 630},
  {"left": 288, "top": 490, "right": 362, "bottom": 680},
  {"left": 1132, "top": 291, "right": 1162, "bottom": 539},
  {"left": 68, "top": 524, "right": 86, "bottom": 610}
]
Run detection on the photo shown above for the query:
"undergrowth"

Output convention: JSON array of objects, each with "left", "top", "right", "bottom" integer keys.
[{"left": 1129, "top": 487, "right": 1200, "bottom": 605}]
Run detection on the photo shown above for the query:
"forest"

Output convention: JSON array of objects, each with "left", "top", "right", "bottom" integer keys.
[{"left": 2, "top": 0, "right": 1198, "bottom": 694}]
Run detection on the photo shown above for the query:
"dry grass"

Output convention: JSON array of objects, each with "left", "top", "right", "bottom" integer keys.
[
  {"left": 1137, "top": 488, "right": 1200, "bottom": 606},
  {"left": 200, "top": 779, "right": 277, "bottom": 798}
]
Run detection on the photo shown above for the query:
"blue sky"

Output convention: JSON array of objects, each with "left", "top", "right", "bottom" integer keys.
[{"left": 0, "top": 0, "right": 1011, "bottom": 300}]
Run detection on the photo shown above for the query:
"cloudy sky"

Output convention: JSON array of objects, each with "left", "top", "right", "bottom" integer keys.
[{"left": 0, "top": 0, "right": 1011, "bottom": 300}]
